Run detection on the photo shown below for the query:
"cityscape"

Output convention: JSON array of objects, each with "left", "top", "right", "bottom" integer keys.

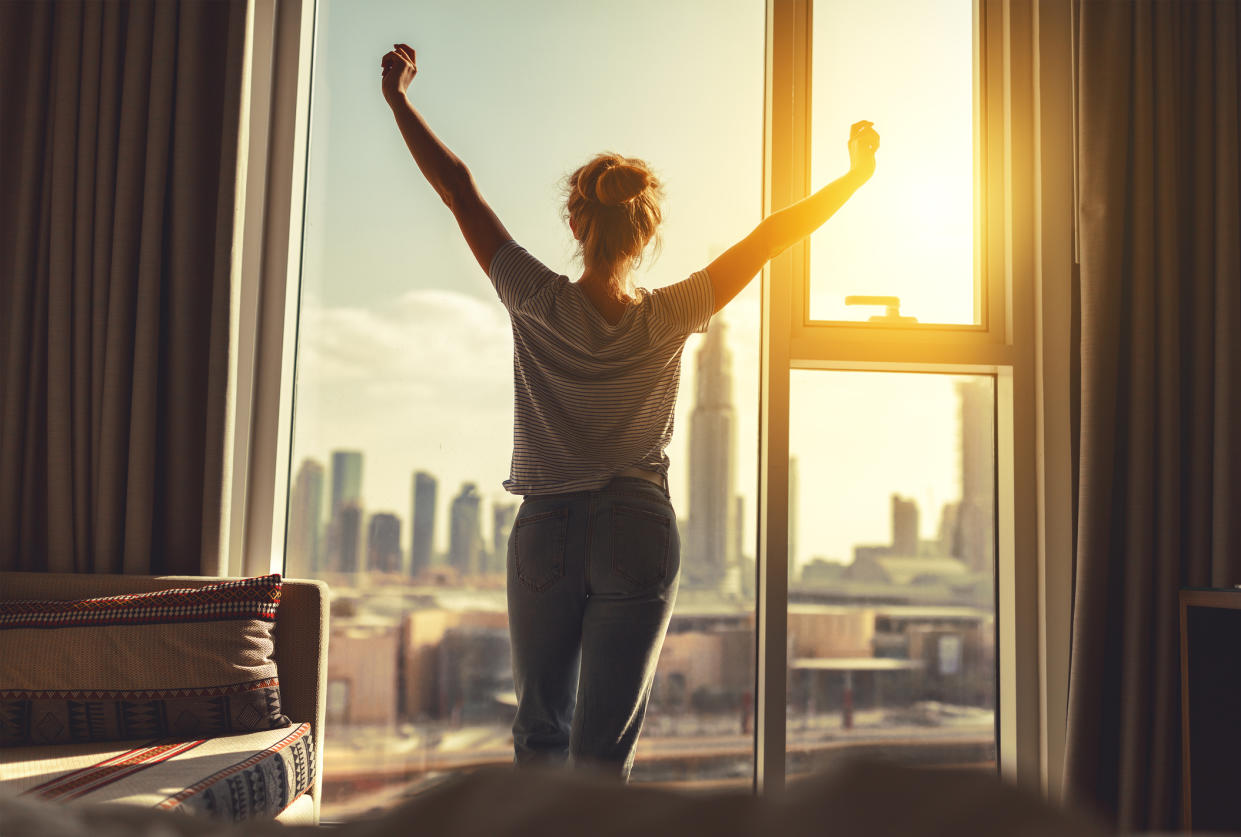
[{"left": 286, "top": 318, "right": 998, "bottom": 819}]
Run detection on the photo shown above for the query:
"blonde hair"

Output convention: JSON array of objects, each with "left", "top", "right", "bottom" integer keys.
[{"left": 564, "top": 153, "right": 663, "bottom": 290}]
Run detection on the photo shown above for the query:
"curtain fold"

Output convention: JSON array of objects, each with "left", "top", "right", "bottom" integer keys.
[
  {"left": 1065, "top": 0, "right": 1241, "bottom": 830},
  {"left": 0, "top": 0, "right": 245, "bottom": 575}
]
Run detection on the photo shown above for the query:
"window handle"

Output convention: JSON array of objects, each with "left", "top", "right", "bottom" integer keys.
[{"left": 844, "top": 295, "right": 918, "bottom": 324}]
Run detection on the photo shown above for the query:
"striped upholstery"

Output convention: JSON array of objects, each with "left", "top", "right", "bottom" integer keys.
[
  {"left": 0, "top": 575, "right": 288, "bottom": 747},
  {"left": 0, "top": 723, "right": 315, "bottom": 821}
]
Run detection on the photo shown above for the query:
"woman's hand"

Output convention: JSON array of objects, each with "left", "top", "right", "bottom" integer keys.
[
  {"left": 848, "top": 120, "right": 880, "bottom": 179},
  {"left": 381, "top": 43, "right": 418, "bottom": 106}
]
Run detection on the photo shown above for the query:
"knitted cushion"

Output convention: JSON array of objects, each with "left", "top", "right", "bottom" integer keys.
[{"left": 0, "top": 575, "right": 289, "bottom": 747}]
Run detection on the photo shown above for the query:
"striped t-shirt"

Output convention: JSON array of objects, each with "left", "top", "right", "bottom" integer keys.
[{"left": 488, "top": 240, "right": 715, "bottom": 496}]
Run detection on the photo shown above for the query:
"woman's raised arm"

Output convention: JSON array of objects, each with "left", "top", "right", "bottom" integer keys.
[
  {"left": 381, "top": 43, "right": 511, "bottom": 274},
  {"left": 705, "top": 120, "right": 880, "bottom": 313}
]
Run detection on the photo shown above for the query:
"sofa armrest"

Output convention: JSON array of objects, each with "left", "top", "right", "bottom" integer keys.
[{"left": 271, "top": 578, "right": 329, "bottom": 821}]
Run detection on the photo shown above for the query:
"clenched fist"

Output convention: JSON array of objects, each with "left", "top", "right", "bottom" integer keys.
[
  {"left": 848, "top": 120, "right": 880, "bottom": 180},
  {"left": 381, "top": 43, "right": 417, "bottom": 105}
]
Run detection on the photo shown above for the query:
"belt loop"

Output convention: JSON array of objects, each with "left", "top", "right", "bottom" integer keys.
[{"left": 661, "top": 471, "right": 670, "bottom": 499}]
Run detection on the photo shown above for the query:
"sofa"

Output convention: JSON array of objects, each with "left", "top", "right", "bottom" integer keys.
[{"left": 0, "top": 573, "right": 328, "bottom": 824}]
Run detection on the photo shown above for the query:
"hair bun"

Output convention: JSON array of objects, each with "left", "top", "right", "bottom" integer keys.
[{"left": 595, "top": 164, "right": 651, "bottom": 207}]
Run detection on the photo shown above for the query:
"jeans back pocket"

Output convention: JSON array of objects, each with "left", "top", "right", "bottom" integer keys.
[
  {"left": 611, "top": 504, "right": 671, "bottom": 589},
  {"left": 512, "top": 508, "right": 568, "bottom": 592}
]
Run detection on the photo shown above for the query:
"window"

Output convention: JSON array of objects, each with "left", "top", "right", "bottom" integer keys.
[
  {"left": 245, "top": 0, "right": 1071, "bottom": 805},
  {"left": 287, "top": 0, "right": 763, "bottom": 816},
  {"left": 783, "top": 3, "right": 996, "bottom": 777},
  {"left": 786, "top": 371, "right": 995, "bottom": 776},
  {"left": 808, "top": 0, "right": 977, "bottom": 325},
  {"left": 755, "top": 0, "right": 1010, "bottom": 789}
]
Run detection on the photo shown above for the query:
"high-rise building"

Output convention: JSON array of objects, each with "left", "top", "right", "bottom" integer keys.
[
  {"left": 328, "top": 451, "right": 363, "bottom": 575},
  {"left": 734, "top": 494, "right": 747, "bottom": 591},
  {"left": 329, "top": 502, "right": 363, "bottom": 574},
  {"left": 891, "top": 494, "right": 920, "bottom": 556},
  {"left": 287, "top": 459, "right": 324, "bottom": 578},
  {"left": 330, "top": 451, "right": 363, "bottom": 516},
  {"left": 449, "top": 483, "right": 484, "bottom": 576},
  {"left": 686, "top": 320, "right": 740, "bottom": 593},
  {"left": 788, "top": 456, "right": 799, "bottom": 585},
  {"left": 491, "top": 502, "right": 518, "bottom": 575},
  {"left": 955, "top": 379, "right": 995, "bottom": 574},
  {"left": 367, "top": 512, "right": 402, "bottom": 574},
  {"left": 937, "top": 501, "right": 961, "bottom": 558},
  {"left": 410, "top": 471, "right": 437, "bottom": 578}
]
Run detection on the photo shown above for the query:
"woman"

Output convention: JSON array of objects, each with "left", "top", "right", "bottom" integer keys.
[{"left": 380, "top": 43, "right": 878, "bottom": 779}]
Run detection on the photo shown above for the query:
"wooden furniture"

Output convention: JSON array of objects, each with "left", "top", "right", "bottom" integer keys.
[{"left": 1180, "top": 588, "right": 1241, "bottom": 832}]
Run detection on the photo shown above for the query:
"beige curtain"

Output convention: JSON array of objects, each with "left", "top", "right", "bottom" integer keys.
[
  {"left": 0, "top": 0, "right": 245, "bottom": 575},
  {"left": 1066, "top": 0, "right": 1241, "bottom": 830}
]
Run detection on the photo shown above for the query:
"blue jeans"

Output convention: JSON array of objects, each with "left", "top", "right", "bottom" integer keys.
[{"left": 506, "top": 476, "right": 681, "bottom": 780}]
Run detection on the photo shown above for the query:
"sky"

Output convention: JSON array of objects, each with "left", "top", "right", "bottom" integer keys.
[
  {"left": 289, "top": 0, "right": 983, "bottom": 567},
  {"left": 808, "top": 0, "right": 975, "bottom": 322}
]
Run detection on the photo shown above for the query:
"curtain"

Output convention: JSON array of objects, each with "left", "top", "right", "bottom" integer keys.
[
  {"left": 1065, "top": 0, "right": 1241, "bottom": 830},
  {"left": 0, "top": 0, "right": 246, "bottom": 575}
]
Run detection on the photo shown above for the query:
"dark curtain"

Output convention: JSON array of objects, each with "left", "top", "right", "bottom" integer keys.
[
  {"left": 0, "top": 0, "right": 245, "bottom": 574},
  {"left": 1065, "top": 0, "right": 1241, "bottom": 830}
]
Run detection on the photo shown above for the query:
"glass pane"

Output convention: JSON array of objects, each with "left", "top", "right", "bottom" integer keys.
[
  {"left": 807, "top": 0, "right": 976, "bottom": 324},
  {"left": 787, "top": 371, "right": 996, "bottom": 777},
  {"left": 289, "top": 0, "right": 763, "bottom": 817}
]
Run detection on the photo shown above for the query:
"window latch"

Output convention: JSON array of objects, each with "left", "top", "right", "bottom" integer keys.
[{"left": 844, "top": 295, "right": 918, "bottom": 324}]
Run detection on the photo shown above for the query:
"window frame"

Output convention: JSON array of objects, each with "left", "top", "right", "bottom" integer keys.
[
  {"left": 230, "top": 0, "right": 1075, "bottom": 801},
  {"left": 756, "top": 0, "right": 1075, "bottom": 797},
  {"left": 789, "top": 0, "right": 1004, "bottom": 346},
  {"left": 226, "top": 0, "right": 316, "bottom": 581}
]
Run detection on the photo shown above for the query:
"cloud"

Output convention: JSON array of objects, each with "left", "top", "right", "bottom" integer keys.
[
  {"left": 291, "top": 290, "right": 519, "bottom": 522},
  {"left": 298, "top": 289, "right": 513, "bottom": 408}
]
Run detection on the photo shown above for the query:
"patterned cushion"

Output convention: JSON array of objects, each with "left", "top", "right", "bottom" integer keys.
[
  {"left": 0, "top": 723, "right": 315, "bottom": 821},
  {"left": 0, "top": 575, "right": 289, "bottom": 747}
]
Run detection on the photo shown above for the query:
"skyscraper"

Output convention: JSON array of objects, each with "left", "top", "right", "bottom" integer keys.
[
  {"left": 686, "top": 320, "right": 740, "bottom": 593},
  {"left": 788, "top": 455, "right": 799, "bottom": 585},
  {"left": 734, "top": 494, "right": 747, "bottom": 583},
  {"left": 891, "top": 494, "right": 920, "bottom": 556},
  {"left": 411, "top": 471, "right": 437, "bottom": 578},
  {"left": 330, "top": 451, "right": 363, "bottom": 517},
  {"left": 367, "top": 512, "right": 402, "bottom": 574},
  {"left": 328, "top": 451, "right": 363, "bottom": 575},
  {"left": 491, "top": 502, "right": 518, "bottom": 575},
  {"left": 329, "top": 502, "right": 363, "bottom": 575},
  {"left": 287, "top": 459, "right": 324, "bottom": 578},
  {"left": 955, "top": 379, "right": 995, "bottom": 574},
  {"left": 449, "top": 483, "right": 483, "bottom": 577}
]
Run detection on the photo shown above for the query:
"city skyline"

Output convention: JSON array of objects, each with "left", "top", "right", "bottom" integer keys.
[{"left": 286, "top": 373, "right": 995, "bottom": 584}]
